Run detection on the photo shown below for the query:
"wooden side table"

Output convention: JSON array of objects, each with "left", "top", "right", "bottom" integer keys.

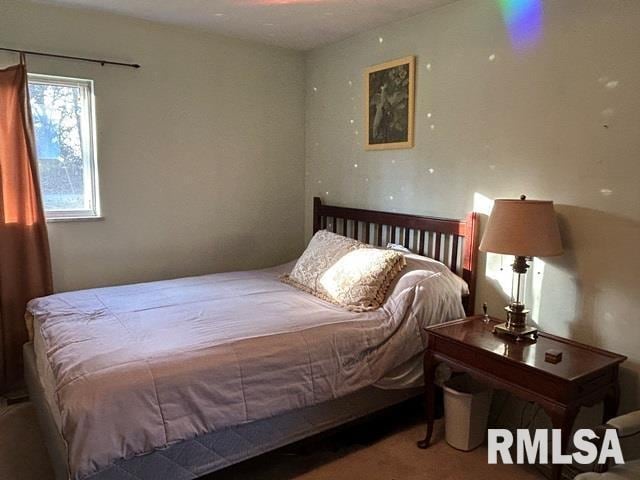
[{"left": 417, "top": 316, "right": 627, "bottom": 480}]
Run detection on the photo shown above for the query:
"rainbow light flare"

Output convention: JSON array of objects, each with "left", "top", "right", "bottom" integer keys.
[{"left": 498, "top": 0, "right": 543, "bottom": 52}]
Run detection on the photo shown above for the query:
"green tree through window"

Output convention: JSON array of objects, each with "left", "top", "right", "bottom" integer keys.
[{"left": 28, "top": 75, "right": 99, "bottom": 218}]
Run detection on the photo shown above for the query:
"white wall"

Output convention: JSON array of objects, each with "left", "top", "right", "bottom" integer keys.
[
  {"left": 305, "top": 0, "right": 640, "bottom": 409},
  {"left": 0, "top": 0, "right": 306, "bottom": 292}
]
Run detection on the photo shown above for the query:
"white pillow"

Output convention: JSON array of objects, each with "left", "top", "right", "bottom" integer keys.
[
  {"left": 386, "top": 242, "right": 412, "bottom": 253},
  {"left": 387, "top": 252, "right": 469, "bottom": 299}
]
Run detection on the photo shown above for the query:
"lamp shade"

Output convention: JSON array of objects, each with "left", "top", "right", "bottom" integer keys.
[{"left": 479, "top": 198, "right": 563, "bottom": 257}]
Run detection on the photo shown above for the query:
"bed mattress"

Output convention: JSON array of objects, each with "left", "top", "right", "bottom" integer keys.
[
  {"left": 25, "top": 342, "right": 420, "bottom": 480},
  {"left": 27, "top": 258, "right": 465, "bottom": 479}
]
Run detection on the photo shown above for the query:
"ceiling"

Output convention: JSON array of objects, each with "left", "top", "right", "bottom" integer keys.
[{"left": 33, "top": 0, "right": 457, "bottom": 50}]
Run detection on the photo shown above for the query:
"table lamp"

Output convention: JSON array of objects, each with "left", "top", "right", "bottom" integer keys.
[{"left": 479, "top": 195, "right": 563, "bottom": 340}]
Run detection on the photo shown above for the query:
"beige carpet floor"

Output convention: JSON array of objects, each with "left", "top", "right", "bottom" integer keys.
[{"left": 0, "top": 400, "right": 544, "bottom": 480}]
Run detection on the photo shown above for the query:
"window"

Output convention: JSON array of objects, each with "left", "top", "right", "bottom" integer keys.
[{"left": 28, "top": 74, "right": 100, "bottom": 219}]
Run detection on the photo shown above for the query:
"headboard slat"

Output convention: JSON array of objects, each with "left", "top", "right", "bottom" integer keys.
[
  {"left": 434, "top": 234, "right": 442, "bottom": 261},
  {"left": 312, "top": 197, "right": 479, "bottom": 315},
  {"left": 451, "top": 235, "right": 459, "bottom": 274}
]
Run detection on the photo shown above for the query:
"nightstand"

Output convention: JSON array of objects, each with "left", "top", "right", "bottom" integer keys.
[{"left": 417, "top": 315, "right": 627, "bottom": 480}]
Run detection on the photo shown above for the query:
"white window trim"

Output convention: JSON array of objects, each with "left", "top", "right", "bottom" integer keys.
[{"left": 28, "top": 73, "right": 101, "bottom": 221}]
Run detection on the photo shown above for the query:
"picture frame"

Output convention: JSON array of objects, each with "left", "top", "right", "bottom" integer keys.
[{"left": 365, "top": 56, "right": 415, "bottom": 150}]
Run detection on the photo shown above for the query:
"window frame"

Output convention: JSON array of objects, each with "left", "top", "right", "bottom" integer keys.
[{"left": 28, "top": 73, "right": 101, "bottom": 221}]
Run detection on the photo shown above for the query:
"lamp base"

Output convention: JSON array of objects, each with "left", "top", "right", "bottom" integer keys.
[
  {"left": 493, "top": 322, "right": 538, "bottom": 341},
  {"left": 492, "top": 303, "right": 538, "bottom": 341}
]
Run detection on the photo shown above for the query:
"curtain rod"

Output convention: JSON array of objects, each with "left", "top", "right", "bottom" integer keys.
[{"left": 0, "top": 47, "right": 140, "bottom": 69}]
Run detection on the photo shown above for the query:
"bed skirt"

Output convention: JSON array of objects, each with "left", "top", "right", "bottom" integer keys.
[{"left": 24, "top": 342, "right": 421, "bottom": 480}]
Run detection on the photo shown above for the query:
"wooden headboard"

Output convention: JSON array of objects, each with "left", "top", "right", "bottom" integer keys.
[{"left": 312, "top": 197, "right": 479, "bottom": 316}]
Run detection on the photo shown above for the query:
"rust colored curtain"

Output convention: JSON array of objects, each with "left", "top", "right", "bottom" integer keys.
[{"left": 0, "top": 57, "right": 52, "bottom": 392}]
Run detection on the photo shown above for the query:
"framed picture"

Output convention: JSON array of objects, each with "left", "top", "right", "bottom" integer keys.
[{"left": 365, "top": 56, "right": 415, "bottom": 150}]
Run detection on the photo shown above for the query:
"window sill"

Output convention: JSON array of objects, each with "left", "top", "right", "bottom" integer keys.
[{"left": 46, "top": 216, "right": 104, "bottom": 223}]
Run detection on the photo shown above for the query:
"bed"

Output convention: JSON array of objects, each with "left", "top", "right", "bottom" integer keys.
[{"left": 24, "top": 197, "right": 479, "bottom": 480}]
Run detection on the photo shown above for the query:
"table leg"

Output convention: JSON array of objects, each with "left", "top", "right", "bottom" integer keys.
[
  {"left": 603, "top": 383, "right": 621, "bottom": 423},
  {"left": 547, "top": 405, "right": 579, "bottom": 480},
  {"left": 417, "top": 350, "right": 437, "bottom": 449}
]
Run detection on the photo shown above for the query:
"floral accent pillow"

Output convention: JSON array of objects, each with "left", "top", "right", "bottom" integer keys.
[
  {"left": 319, "top": 248, "right": 406, "bottom": 311},
  {"left": 282, "top": 230, "right": 364, "bottom": 293},
  {"left": 282, "top": 230, "right": 406, "bottom": 311}
]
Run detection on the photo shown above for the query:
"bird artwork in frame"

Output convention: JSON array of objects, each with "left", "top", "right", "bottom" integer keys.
[{"left": 365, "top": 56, "right": 415, "bottom": 150}]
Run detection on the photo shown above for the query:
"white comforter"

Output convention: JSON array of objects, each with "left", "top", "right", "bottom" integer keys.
[{"left": 27, "top": 256, "right": 465, "bottom": 479}]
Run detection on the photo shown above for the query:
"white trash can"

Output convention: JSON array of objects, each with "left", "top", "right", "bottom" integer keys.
[{"left": 443, "top": 374, "right": 492, "bottom": 451}]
